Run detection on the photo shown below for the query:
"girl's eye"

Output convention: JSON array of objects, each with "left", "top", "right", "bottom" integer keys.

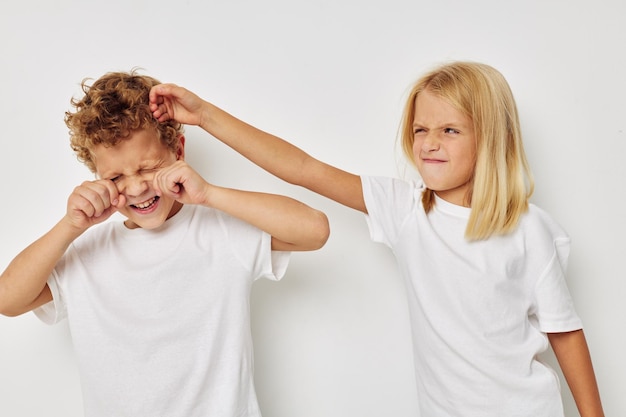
[
  {"left": 413, "top": 127, "right": 426, "bottom": 135},
  {"left": 110, "top": 176, "right": 122, "bottom": 183},
  {"left": 444, "top": 128, "right": 460, "bottom": 134}
]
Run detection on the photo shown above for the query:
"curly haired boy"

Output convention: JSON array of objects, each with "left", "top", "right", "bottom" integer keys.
[{"left": 0, "top": 69, "right": 329, "bottom": 417}]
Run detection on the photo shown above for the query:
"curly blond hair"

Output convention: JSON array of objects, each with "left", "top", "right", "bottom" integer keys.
[{"left": 65, "top": 69, "right": 183, "bottom": 173}]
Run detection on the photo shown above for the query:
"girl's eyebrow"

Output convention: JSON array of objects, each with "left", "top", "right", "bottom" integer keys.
[{"left": 412, "top": 120, "right": 469, "bottom": 129}]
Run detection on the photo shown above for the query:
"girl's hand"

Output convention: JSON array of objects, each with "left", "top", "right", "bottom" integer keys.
[
  {"left": 64, "top": 180, "right": 125, "bottom": 231},
  {"left": 153, "top": 161, "right": 211, "bottom": 207},
  {"left": 149, "top": 83, "right": 206, "bottom": 126}
]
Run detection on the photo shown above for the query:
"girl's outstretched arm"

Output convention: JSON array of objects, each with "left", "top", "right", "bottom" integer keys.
[
  {"left": 548, "top": 330, "right": 605, "bottom": 417},
  {"left": 150, "top": 84, "right": 367, "bottom": 213}
]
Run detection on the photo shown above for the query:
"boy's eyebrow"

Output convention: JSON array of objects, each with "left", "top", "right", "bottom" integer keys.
[
  {"left": 140, "top": 160, "right": 167, "bottom": 171},
  {"left": 94, "top": 170, "right": 118, "bottom": 180}
]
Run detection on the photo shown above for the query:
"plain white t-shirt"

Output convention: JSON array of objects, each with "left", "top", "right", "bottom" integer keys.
[
  {"left": 361, "top": 175, "right": 582, "bottom": 417},
  {"left": 35, "top": 204, "right": 289, "bottom": 417}
]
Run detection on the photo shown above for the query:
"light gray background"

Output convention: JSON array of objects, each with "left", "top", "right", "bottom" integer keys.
[{"left": 0, "top": 1, "right": 623, "bottom": 416}]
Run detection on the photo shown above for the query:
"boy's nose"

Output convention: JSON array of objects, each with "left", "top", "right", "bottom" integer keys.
[{"left": 122, "top": 174, "right": 150, "bottom": 197}]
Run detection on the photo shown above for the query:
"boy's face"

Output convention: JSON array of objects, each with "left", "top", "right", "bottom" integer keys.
[{"left": 93, "top": 129, "right": 184, "bottom": 229}]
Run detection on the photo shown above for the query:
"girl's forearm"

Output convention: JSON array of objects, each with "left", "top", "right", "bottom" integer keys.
[
  {"left": 199, "top": 102, "right": 367, "bottom": 212},
  {"left": 548, "top": 330, "right": 605, "bottom": 417},
  {"left": 200, "top": 102, "right": 311, "bottom": 185}
]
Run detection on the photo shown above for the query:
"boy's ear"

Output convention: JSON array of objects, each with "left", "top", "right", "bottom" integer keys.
[{"left": 176, "top": 135, "right": 186, "bottom": 160}]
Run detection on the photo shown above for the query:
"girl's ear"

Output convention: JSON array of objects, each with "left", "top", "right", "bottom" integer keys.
[{"left": 176, "top": 135, "right": 186, "bottom": 160}]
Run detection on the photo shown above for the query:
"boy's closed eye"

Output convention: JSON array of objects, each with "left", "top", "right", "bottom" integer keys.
[{"left": 107, "top": 167, "right": 160, "bottom": 182}]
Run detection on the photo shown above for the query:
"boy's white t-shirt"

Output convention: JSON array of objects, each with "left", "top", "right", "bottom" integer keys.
[
  {"left": 361, "top": 176, "right": 582, "bottom": 417},
  {"left": 35, "top": 204, "right": 289, "bottom": 417}
]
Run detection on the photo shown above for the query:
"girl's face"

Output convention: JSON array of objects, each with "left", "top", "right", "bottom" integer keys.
[
  {"left": 412, "top": 89, "right": 477, "bottom": 207},
  {"left": 93, "top": 128, "right": 184, "bottom": 229}
]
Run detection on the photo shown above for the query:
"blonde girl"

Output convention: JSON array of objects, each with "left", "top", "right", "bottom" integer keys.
[{"left": 149, "top": 61, "right": 604, "bottom": 417}]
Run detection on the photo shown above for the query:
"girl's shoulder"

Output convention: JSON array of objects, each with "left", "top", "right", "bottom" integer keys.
[
  {"left": 519, "top": 203, "right": 570, "bottom": 243},
  {"left": 361, "top": 175, "right": 425, "bottom": 199}
]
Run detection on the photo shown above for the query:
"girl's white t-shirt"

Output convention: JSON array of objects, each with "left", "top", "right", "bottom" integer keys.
[{"left": 361, "top": 175, "right": 582, "bottom": 417}]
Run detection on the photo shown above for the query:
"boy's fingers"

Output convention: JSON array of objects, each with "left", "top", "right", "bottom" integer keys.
[
  {"left": 157, "top": 176, "right": 181, "bottom": 197},
  {"left": 101, "top": 179, "right": 121, "bottom": 206},
  {"left": 154, "top": 163, "right": 186, "bottom": 198},
  {"left": 114, "top": 193, "right": 126, "bottom": 208},
  {"left": 71, "top": 195, "right": 95, "bottom": 218},
  {"left": 73, "top": 180, "right": 120, "bottom": 218}
]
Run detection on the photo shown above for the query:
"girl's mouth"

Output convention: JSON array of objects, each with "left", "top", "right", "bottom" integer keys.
[{"left": 131, "top": 196, "right": 160, "bottom": 211}]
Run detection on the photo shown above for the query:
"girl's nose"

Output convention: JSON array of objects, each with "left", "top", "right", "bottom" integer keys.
[{"left": 420, "top": 133, "right": 440, "bottom": 152}]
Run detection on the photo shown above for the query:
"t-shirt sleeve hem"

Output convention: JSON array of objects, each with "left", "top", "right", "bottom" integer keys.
[
  {"left": 32, "top": 277, "right": 65, "bottom": 325},
  {"left": 256, "top": 232, "right": 291, "bottom": 282},
  {"left": 268, "top": 250, "right": 291, "bottom": 281},
  {"left": 360, "top": 175, "right": 385, "bottom": 243},
  {"left": 539, "top": 318, "right": 584, "bottom": 334}
]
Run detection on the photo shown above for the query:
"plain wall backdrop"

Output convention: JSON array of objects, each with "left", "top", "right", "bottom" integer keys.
[{"left": 1, "top": 1, "right": 624, "bottom": 416}]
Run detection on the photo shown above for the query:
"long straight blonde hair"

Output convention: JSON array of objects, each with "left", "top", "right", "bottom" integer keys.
[{"left": 400, "top": 61, "right": 534, "bottom": 240}]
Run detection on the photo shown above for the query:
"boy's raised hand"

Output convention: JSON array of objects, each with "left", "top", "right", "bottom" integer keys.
[
  {"left": 149, "top": 84, "right": 205, "bottom": 126},
  {"left": 153, "top": 161, "right": 210, "bottom": 207},
  {"left": 65, "top": 180, "right": 125, "bottom": 231}
]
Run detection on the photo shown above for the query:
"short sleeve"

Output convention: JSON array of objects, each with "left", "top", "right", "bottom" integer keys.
[
  {"left": 33, "top": 270, "right": 67, "bottom": 325},
  {"left": 361, "top": 175, "right": 421, "bottom": 247},
  {"left": 533, "top": 237, "right": 583, "bottom": 333},
  {"left": 268, "top": 248, "right": 290, "bottom": 282},
  {"left": 217, "top": 210, "right": 291, "bottom": 282}
]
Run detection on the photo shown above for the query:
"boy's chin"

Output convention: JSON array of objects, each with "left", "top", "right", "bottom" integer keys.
[
  {"left": 121, "top": 200, "right": 182, "bottom": 230},
  {"left": 123, "top": 214, "right": 168, "bottom": 230}
]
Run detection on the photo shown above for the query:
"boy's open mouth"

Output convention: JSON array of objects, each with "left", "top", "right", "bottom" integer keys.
[{"left": 131, "top": 196, "right": 159, "bottom": 210}]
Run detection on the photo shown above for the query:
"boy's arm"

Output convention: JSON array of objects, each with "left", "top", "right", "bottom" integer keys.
[
  {"left": 0, "top": 180, "right": 123, "bottom": 317},
  {"left": 0, "top": 222, "right": 80, "bottom": 316},
  {"left": 153, "top": 160, "right": 329, "bottom": 251},
  {"left": 206, "top": 186, "right": 329, "bottom": 251},
  {"left": 548, "top": 330, "right": 605, "bottom": 417},
  {"left": 149, "top": 84, "right": 367, "bottom": 213}
]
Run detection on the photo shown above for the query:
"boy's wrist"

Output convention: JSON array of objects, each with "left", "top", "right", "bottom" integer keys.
[{"left": 57, "top": 216, "right": 89, "bottom": 241}]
